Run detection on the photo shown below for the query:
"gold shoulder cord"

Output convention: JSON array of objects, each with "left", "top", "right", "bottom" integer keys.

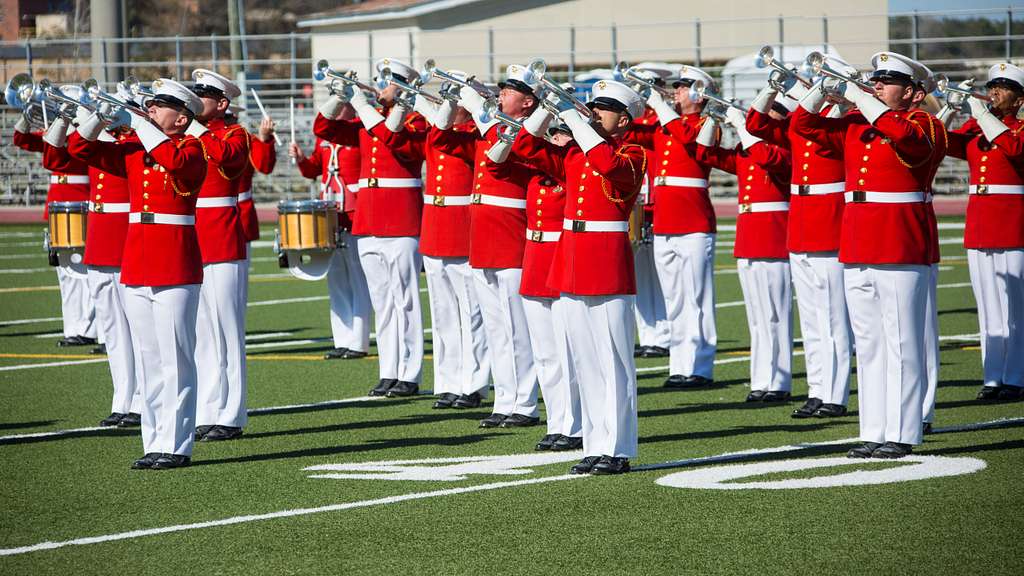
[
  {"left": 214, "top": 125, "right": 248, "bottom": 181},
  {"left": 599, "top": 143, "right": 647, "bottom": 204},
  {"left": 888, "top": 110, "right": 934, "bottom": 169},
  {"left": 168, "top": 136, "right": 199, "bottom": 197}
]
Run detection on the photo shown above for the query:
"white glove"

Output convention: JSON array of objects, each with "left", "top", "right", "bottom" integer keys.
[
  {"left": 350, "top": 88, "right": 384, "bottom": 131},
  {"left": 648, "top": 89, "right": 680, "bottom": 125},
  {"left": 783, "top": 81, "right": 809, "bottom": 102},
  {"left": 750, "top": 85, "right": 779, "bottom": 114},
  {"left": 384, "top": 102, "right": 409, "bottom": 133},
  {"left": 470, "top": 106, "right": 500, "bottom": 136},
  {"left": 77, "top": 111, "right": 109, "bottom": 141},
  {"left": 485, "top": 136, "right": 514, "bottom": 163},
  {"left": 523, "top": 105, "right": 554, "bottom": 137},
  {"left": 696, "top": 118, "right": 719, "bottom": 147},
  {"left": 431, "top": 99, "right": 455, "bottom": 130},
  {"left": 15, "top": 114, "right": 31, "bottom": 134},
  {"left": 458, "top": 86, "right": 487, "bottom": 118},
  {"left": 733, "top": 121, "right": 762, "bottom": 150},
  {"left": 843, "top": 83, "right": 887, "bottom": 124},
  {"left": 799, "top": 79, "right": 828, "bottom": 114},
  {"left": 826, "top": 102, "right": 849, "bottom": 119},
  {"left": 724, "top": 106, "right": 747, "bottom": 128},
  {"left": 185, "top": 118, "right": 209, "bottom": 138},
  {"left": 318, "top": 93, "right": 350, "bottom": 119},
  {"left": 972, "top": 97, "right": 1009, "bottom": 142},
  {"left": 134, "top": 119, "right": 170, "bottom": 152},
  {"left": 414, "top": 97, "right": 440, "bottom": 128},
  {"left": 43, "top": 117, "right": 70, "bottom": 148},
  {"left": 560, "top": 108, "right": 603, "bottom": 153}
]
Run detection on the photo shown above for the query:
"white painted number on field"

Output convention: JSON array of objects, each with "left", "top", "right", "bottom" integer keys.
[
  {"left": 654, "top": 455, "right": 986, "bottom": 490},
  {"left": 304, "top": 452, "right": 583, "bottom": 481}
]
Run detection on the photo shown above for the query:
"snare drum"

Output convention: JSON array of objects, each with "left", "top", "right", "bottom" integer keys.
[
  {"left": 47, "top": 201, "right": 88, "bottom": 250},
  {"left": 277, "top": 200, "right": 337, "bottom": 251}
]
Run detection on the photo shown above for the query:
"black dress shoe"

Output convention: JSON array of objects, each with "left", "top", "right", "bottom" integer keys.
[
  {"left": 386, "top": 381, "right": 419, "bottom": 397},
  {"left": 633, "top": 345, "right": 648, "bottom": 358},
  {"left": 452, "top": 392, "right": 483, "bottom": 409},
  {"left": 195, "top": 425, "right": 215, "bottom": 440},
  {"left": 90, "top": 344, "right": 107, "bottom": 355},
  {"left": 499, "top": 414, "right": 540, "bottom": 428},
  {"left": 117, "top": 412, "right": 141, "bottom": 427},
  {"left": 57, "top": 335, "right": 97, "bottom": 347},
  {"left": 642, "top": 346, "right": 670, "bottom": 358},
  {"left": 762, "top": 391, "right": 792, "bottom": 402},
  {"left": 479, "top": 413, "right": 508, "bottom": 428},
  {"left": 551, "top": 436, "right": 583, "bottom": 451},
  {"left": 997, "top": 386, "right": 1023, "bottom": 401},
  {"left": 340, "top": 349, "right": 367, "bottom": 359},
  {"left": 570, "top": 456, "right": 602, "bottom": 475},
  {"left": 432, "top": 393, "right": 459, "bottom": 409},
  {"left": 976, "top": 385, "right": 1002, "bottom": 400},
  {"left": 847, "top": 442, "right": 882, "bottom": 458},
  {"left": 202, "top": 425, "right": 243, "bottom": 442},
  {"left": 872, "top": 442, "right": 912, "bottom": 459},
  {"left": 535, "top": 434, "right": 560, "bottom": 451},
  {"left": 922, "top": 422, "right": 933, "bottom": 435},
  {"left": 99, "top": 412, "right": 126, "bottom": 427},
  {"left": 791, "top": 398, "right": 823, "bottom": 419},
  {"left": 131, "top": 452, "right": 161, "bottom": 470},
  {"left": 663, "top": 374, "right": 688, "bottom": 388},
  {"left": 323, "top": 347, "right": 350, "bottom": 359},
  {"left": 591, "top": 456, "right": 631, "bottom": 475},
  {"left": 745, "top": 390, "right": 767, "bottom": 402},
  {"left": 369, "top": 379, "right": 398, "bottom": 397},
  {"left": 151, "top": 454, "right": 192, "bottom": 470},
  {"left": 681, "top": 375, "right": 714, "bottom": 388},
  {"left": 812, "top": 403, "right": 847, "bottom": 417}
]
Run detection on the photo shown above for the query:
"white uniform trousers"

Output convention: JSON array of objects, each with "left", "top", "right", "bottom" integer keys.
[
  {"left": 922, "top": 263, "right": 940, "bottom": 424},
  {"left": 359, "top": 236, "right": 424, "bottom": 383},
  {"left": 737, "top": 259, "right": 793, "bottom": 392},
  {"left": 57, "top": 266, "right": 96, "bottom": 338},
  {"left": 87, "top": 266, "right": 140, "bottom": 414},
  {"left": 654, "top": 233, "right": 717, "bottom": 378},
  {"left": 423, "top": 256, "right": 490, "bottom": 396},
  {"left": 195, "top": 260, "right": 248, "bottom": 429},
  {"left": 845, "top": 264, "right": 928, "bottom": 446},
  {"left": 790, "top": 251, "right": 852, "bottom": 404},
  {"left": 633, "top": 241, "right": 670, "bottom": 348},
  {"left": 327, "top": 234, "right": 372, "bottom": 352},
  {"left": 123, "top": 283, "right": 200, "bottom": 456},
  {"left": 554, "top": 294, "right": 637, "bottom": 458},
  {"left": 523, "top": 295, "right": 582, "bottom": 437},
  {"left": 968, "top": 248, "right": 1024, "bottom": 389},
  {"left": 473, "top": 267, "right": 537, "bottom": 417}
]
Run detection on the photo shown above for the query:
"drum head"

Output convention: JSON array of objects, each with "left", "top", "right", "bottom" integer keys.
[
  {"left": 57, "top": 250, "right": 89, "bottom": 279},
  {"left": 285, "top": 249, "right": 334, "bottom": 281}
]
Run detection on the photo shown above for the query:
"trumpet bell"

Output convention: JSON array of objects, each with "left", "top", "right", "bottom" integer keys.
[
  {"left": 423, "top": 59, "right": 438, "bottom": 74},
  {"left": 806, "top": 51, "right": 826, "bottom": 74},
  {"left": 5, "top": 73, "right": 36, "bottom": 109},
  {"left": 528, "top": 58, "right": 547, "bottom": 78},
  {"left": 755, "top": 45, "right": 775, "bottom": 69},
  {"left": 313, "top": 59, "right": 331, "bottom": 81},
  {"left": 935, "top": 73, "right": 949, "bottom": 93}
]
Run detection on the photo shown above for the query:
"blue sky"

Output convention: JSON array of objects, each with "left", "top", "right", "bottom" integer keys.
[{"left": 890, "top": 0, "right": 1023, "bottom": 13}]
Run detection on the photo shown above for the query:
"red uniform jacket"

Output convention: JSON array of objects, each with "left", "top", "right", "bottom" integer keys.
[
  {"left": 420, "top": 122, "right": 477, "bottom": 258},
  {"left": 698, "top": 140, "right": 792, "bottom": 259},
  {"left": 513, "top": 131, "right": 645, "bottom": 296},
  {"left": 629, "top": 114, "right": 716, "bottom": 235},
  {"left": 465, "top": 125, "right": 530, "bottom": 269},
  {"left": 14, "top": 130, "right": 90, "bottom": 219},
  {"left": 313, "top": 111, "right": 427, "bottom": 237},
  {"left": 947, "top": 114, "right": 1024, "bottom": 250},
  {"left": 68, "top": 131, "right": 207, "bottom": 286},
  {"left": 236, "top": 132, "right": 277, "bottom": 242},
  {"left": 793, "top": 108, "right": 946, "bottom": 266},
  {"left": 194, "top": 118, "right": 249, "bottom": 263},
  {"left": 748, "top": 107, "right": 846, "bottom": 253},
  {"left": 296, "top": 137, "right": 362, "bottom": 229}
]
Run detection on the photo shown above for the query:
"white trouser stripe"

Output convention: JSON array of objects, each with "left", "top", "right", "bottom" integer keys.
[{"left": 195, "top": 196, "right": 238, "bottom": 208}]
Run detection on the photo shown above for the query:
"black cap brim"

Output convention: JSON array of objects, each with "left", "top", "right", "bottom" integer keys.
[
  {"left": 145, "top": 94, "right": 193, "bottom": 115},
  {"left": 868, "top": 70, "right": 914, "bottom": 85},
  {"left": 192, "top": 84, "right": 227, "bottom": 100},
  {"left": 986, "top": 77, "right": 1024, "bottom": 92},
  {"left": 497, "top": 79, "right": 536, "bottom": 96},
  {"left": 587, "top": 96, "right": 629, "bottom": 115},
  {"left": 672, "top": 79, "right": 694, "bottom": 88}
]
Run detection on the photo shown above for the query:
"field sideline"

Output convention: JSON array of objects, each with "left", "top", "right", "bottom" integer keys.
[{"left": 1, "top": 218, "right": 1022, "bottom": 575}]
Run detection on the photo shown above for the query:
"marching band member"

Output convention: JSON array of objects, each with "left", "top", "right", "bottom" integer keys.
[
  {"left": 69, "top": 79, "right": 207, "bottom": 469},
  {"left": 631, "top": 66, "right": 719, "bottom": 389},
  {"left": 418, "top": 88, "right": 492, "bottom": 410},
  {"left": 232, "top": 113, "right": 277, "bottom": 247},
  {"left": 698, "top": 103, "right": 794, "bottom": 402},
  {"left": 746, "top": 61, "right": 854, "bottom": 417},
  {"left": 187, "top": 69, "right": 251, "bottom": 442},
  {"left": 512, "top": 79, "right": 646, "bottom": 475},
  {"left": 13, "top": 105, "right": 98, "bottom": 348},
  {"left": 291, "top": 103, "right": 371, "bottom": 361},
  {"left": 455, "top": 65, "right": 540, "bottom": 426},
  {"left": 794, "top": 52, "right": 947, "bottom": 459},
  {"left": 314, "top": 58, "right": 427, "bottom": 398},
  {"left": 946, "top": 63, "right": 1024, "bottom": 402}
]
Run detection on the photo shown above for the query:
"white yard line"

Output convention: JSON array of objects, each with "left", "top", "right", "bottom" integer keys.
[
  {"left": 0, "top": 231, "right": 39, "bottom": 239},
  {"left": 0, "top": 358, "right": 108, "bottom": 372},
  {"left": 0, "top": 316, "right": 61, "bottom": 327},
  {"left": 0, "top": 267, "right": 52, "bottom": 274},
  {"left": 0, "top": 253, "right": 39, "bottom": 260},
  {"left": 248, "top": 295, "right": 328, "bottom": 307}
]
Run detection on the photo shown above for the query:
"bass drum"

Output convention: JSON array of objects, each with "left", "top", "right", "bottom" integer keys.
[{"left": 276, "top": 199, "right": 337, "bottom": 281}]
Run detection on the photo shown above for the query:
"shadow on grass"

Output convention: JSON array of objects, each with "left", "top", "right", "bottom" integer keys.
[
  {"left": 918, "top": 438, "right": 1024, "bottom": 456},
  {"left": 639, "top": 420, "right": 849, "bottom": 445},
  {"left": 0, "top": 419, "right": 58, "bottom": 431},
  {"left": 242, "top": 410, "right": 493, "bottom": 441},
  {"left": 248, "top": 397, "right": 422, "bottom": 417},
  {"left": 937, "top": 307, "right": 979, "bottom": 317}
]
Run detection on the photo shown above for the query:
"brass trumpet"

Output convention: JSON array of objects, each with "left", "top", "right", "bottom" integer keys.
[
  {"left": 689, "top": 79, "right": 745, "bottom": 111},
  {"left": 83, "top": 78, "right": 149, "bottom": 119},
  {"left": 613, "top": 62, "right": 676, "bottom": 101},
  {"left": 423, "top": 59, "right": 495, "bottom": 99},
  {"left": 313, "top": 60, "right": 382, "bottom": 94},
  {"left": 381, "top": 67, "right": 443, "bottom": 105},
  {"left": 805, "top": 51, "right": 875, "bottom": 93},
  {"left": 39, "top": 79, "right": 97, "bottom": 117},
  {"left": 754, "top": 46, "right": 813, "bottom": 88},
  {"left": 935, "top": 74, "right": 991, "bottom": 103},
  {"left": 528, "top": 58, "right": 592, "bottom": 118}
]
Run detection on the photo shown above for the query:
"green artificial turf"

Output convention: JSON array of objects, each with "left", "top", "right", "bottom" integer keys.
[{"left": 0, "top": 218, "right": 1021, "bottom": 575}]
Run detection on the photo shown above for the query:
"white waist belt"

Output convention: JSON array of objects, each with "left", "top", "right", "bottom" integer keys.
[
  {"left": 654, "top": 176, "right": 709, "bottom": 189},
  {"left": 424, "top": 194, "right": 472, "bottom": 207},
  {"left": 739, "top": 201, "right": 790, "bottom": 214},
  {"left": 562, "top": 218, "right": 629, "bottom": 233},
  {"left": 89, "top": 202, "right": 130, "bottom": 213},
  {"left": 128, "top": 212, "right": 195, "bottom": 225},
  {"left": 195, "top": 196, "right": 238, "bottom": 208},
  {"left": 969, "top": 184, "right": 1024, "bottom": 195},
  {"left": 472, "top": 193, "right": 527, "bottom": 209},
  {"left": 50, "top": 174, "right": 90, "bottom": 185},
  {"left": 844, "top": 191, "right": 925, "bottom": 204},
  {"left": 791, "top": 182, "right": 845, "bottom": 196},
  {"left": 527, "top": 229, "right": 562, "bottom": 242},
  {"left": 238, "top": 190, "right": 253, "bottom": 202},
  {"left": 358, "top": 177, "right": 422, "bottom": 189},
  {"left": 348, "top": 184, "right": 359, "bottom": 192}
]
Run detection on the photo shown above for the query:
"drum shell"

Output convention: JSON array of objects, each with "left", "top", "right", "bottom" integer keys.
[
  {"left": 277, "top": 200, "right": 337, "bottom": 251},
  {"left": 47, "top": 201, "right": 88, "bottom": 250}
]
